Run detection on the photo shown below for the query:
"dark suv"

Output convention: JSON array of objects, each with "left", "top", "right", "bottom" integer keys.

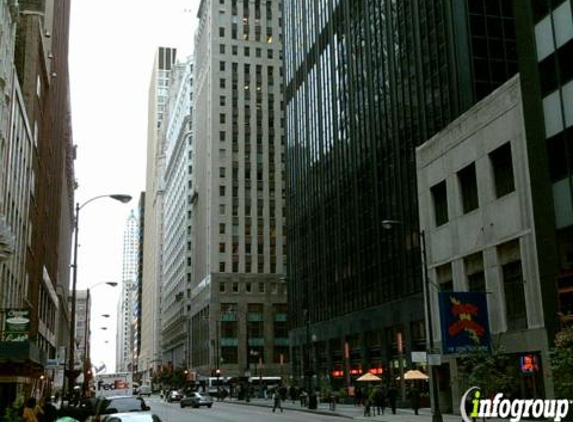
[{"left": 93, "top": 396, "right": 150, "bottom": 421}]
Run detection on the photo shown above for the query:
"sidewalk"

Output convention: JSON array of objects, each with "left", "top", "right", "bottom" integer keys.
[{"left": 224, "top": 397, "right": 506, "bottom": 422}]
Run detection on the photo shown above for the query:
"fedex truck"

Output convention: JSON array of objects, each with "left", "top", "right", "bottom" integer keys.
[{"left": 95, "top": 372, "right": 133, "bottom": 397}]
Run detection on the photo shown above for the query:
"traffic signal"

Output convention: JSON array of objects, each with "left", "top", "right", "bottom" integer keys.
[{"left": 215, "top": 368, "right": 221, "bottom": 377}]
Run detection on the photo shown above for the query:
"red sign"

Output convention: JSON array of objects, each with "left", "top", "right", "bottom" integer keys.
[
  {"left": 369, "top": 367, "right": 383, "bottom": 375},
  {"left": 520, "top": 355, "right": 539, "bottom": 374},
  {"left": 331, "top": 370, "right": 344, "bottom": 378}
]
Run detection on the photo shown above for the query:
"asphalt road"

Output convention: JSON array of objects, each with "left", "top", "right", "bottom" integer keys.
[{"left": 146, "top": 396, "right": 346, "bottom": 422}]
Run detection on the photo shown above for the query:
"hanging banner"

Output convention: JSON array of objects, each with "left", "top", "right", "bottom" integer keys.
[{"left": 439, "top": 292, "right": 491, "bottom": 354}]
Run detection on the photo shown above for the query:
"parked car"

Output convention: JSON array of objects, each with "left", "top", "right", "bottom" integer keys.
[
  {"left": 138, "top": 386, "right": 152, "bottom": 397},
  {"left": 180, "top": 392, "right": 214, "bottom": 409},
  {"left": 167, "top": 390, "right": 183, "bottom": 403},
  {"left": 91, "top": 396, "right": 150, "bottom": 422},
  {"left": 102, "top": 412, "right": 162, "bottom": 422}
]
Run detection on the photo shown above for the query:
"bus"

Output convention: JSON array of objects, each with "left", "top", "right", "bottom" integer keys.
[{"left": 200, "top": 375, "right": 282, "bottom": 398}]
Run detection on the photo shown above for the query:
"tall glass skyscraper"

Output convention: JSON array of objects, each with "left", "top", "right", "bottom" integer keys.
[{"left": 284, "top": 0, "right": 517, "bottom": 393}]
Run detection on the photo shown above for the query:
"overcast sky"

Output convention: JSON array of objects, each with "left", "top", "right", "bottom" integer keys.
[{"left": 69, "top": 0, "right": 199, "bottom": 374}]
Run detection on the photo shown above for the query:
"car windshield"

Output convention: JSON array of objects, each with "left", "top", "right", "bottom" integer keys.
[{"left": 100, "top": 397, "right": 146, "bottom": 414}]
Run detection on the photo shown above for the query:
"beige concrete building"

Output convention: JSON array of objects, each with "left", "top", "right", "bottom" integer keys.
[
  {"left": 417, "top": 76, "right": 554, "bottom": 411},
  {"left": 141, "top": 47, "right": 177, "bottom": 384},
  {"left": 160, "top": 58, "right": 193, "bottom": 369},
  {"left": 189, "top": 0, "right": 287, "bottom": 379}
]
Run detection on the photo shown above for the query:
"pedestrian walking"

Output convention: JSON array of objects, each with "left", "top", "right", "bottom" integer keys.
[
  {"left": 329, "top": 392, "right": 337, "bottom": 411},
  {"left": 299, "top": 389, "right": 308, "bottom": 407},
  {"left": 373, "top": 386, "right": 386, "bottom": 415},
  {"left": 272, "top": 391, "right": 283, "bottom": 413},
  {"left": 355, "top": 387, "right": 363, "bottom": 407},
  {"left": 408, "top": 385, "right": 421, "bottom": 415},
  {"left": 40, "top": 396, "right": 58, "bottom": 422},
  {"left": 387, "top": 384, "right": 398, "bottom": 414},
  {"left": 23, "top": 398, "right": 39, "bottom": 422},
  {"left": 364, "top": 397, "right": 372, "bottom": 417}
]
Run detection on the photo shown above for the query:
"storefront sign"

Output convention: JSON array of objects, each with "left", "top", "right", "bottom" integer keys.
[
  {"left": 411, "top": 351, "right": 427, "bottom": 363},
  {"left": 439, "top": 292, "right": 491, "bottom": 354},
  {"left": 2, "top": 308, "right": 30, "bottom": 342}
]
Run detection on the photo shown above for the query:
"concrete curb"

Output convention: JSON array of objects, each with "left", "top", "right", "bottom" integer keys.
[{"left": 224, "top": 399, "right": 354, "bottom": 419}]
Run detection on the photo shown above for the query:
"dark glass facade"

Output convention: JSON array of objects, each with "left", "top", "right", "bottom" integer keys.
[
  {"left": 513, "top": 0, "right": 573, "bottom": 332},
  {"left": 284, "top": 0, "right": 517, "bottom": 383}
]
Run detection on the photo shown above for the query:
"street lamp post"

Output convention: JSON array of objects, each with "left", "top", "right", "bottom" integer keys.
[
  {"left": 66, "top": 194, "right": 131, "bottom": 399},
  {"left": 382, "top": 220, "right": 443, "bottom": 422}
]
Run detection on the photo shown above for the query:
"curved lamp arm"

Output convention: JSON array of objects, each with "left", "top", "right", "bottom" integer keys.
[{"left": 79, "top": 194, "right": 132, "bottom": 211}]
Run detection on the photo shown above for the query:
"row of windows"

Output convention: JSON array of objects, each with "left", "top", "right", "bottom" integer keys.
[
  {"left": 436, "top": 239, "right": 526, "bottom": 330},
  {"left": 219, "top": 42, "right": 280, "bottom": 57},
  {"left": 220, "top": 345, "right": 289, "bottom": 365},
  {"left": 431, "top": 142, "right": 515, "bottom": 227},
  {"left": 225, "top": 0, "right": 274, "bottom": 21},
  {"left": 219, "top": 24, "right": 274, "bottom": 43},
  {"left": 218, "top": 261, "right": 282, "bottom": 274}
]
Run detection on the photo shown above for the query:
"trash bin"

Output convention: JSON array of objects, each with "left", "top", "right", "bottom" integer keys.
[{"left": 308, "top": 393, "right": 318, "bottom": 409}]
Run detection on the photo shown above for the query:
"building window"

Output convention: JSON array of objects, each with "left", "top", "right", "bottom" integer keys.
[
  {"left": 220, "top": 223, "right": 226, "bottom": 234},
  {"left": 219, "top": 282, "right": 226, "bottom": 293},
  {"left": 498, "top": 240, "right": 527, "bottom": 330},
  {"left": 220, "top": 186, "right": 226, "bottom": 196},
  {"left": 490, "top": 143, "right": 515, "bottom": 198},
  {"left": 465, "top": 252, "right": 485, "bottom": 292},
  {"left": 219, "top": 27, "right": 225, "bottom": 37},
  {"left": 222, "top": 346, "right": 238, "bottom": 364},
  {"left": 502, "top": 260, "right": 527, "bottom": 330},
  {"left": 219, "top": 242, "right": 226, "bottom": 253},
  {"left": 220, "top": 262, "right": 225, "bottom": 272},
  {"left": 436, "top": 263, "right": 453, "bottom": 291},
  {"left": 431, "top": 181, "right": 448, "bottom": 227},
  {"left": 273, "top": 346, "right": 289, "bottom": 364},
  {"left": 458, "top": 163, "right": 479, "bottom": 213},
  {"left": 220, "top": 61, "right": 226, "bottom": 72},
  {"left": 232, "top": 282, "right": 239, "bottom": 292},
  {"left": 220, "top": 44, "right": 226, "bottom": 54},
  {"left": 220, "top": 113, "right": 226, "bottom": 124}
]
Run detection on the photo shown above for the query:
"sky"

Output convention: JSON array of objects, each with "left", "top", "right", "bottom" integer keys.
[{"left": 69, "top": 0, "right": 199, "bottom": 373}]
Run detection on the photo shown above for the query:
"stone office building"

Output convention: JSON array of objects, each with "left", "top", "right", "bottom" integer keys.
[
  {"left": 417, "top": 75, "right": 554, "bottom": 410},
  {"left": 189, "top": 0, "right": 287, "bottom": 378}
]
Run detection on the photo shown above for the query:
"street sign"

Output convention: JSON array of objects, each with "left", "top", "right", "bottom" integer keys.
[
  {"left": 411, "top": 351, "right": 427, "bottom": 363},
  {"left": 45, "top": 359, "right": 62, "bottom": 369},
  {"left": 428, "top": 354, "right": 442, "bottom": 366}
]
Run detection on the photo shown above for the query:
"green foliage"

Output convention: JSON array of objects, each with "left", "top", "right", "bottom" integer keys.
[
  {"left": 460, "top": 350, "right": 518, "bottom": 397},
  {"left": 1, "top": 396, "right": 23, "bottom": 422},
  {"left": 550, "top": 326, "right": 573, "bottom": 399}
]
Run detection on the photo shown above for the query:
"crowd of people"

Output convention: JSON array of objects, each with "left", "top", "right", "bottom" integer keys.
[{"left": 264, "top": 382, "right": 423, "bottom": 417}]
